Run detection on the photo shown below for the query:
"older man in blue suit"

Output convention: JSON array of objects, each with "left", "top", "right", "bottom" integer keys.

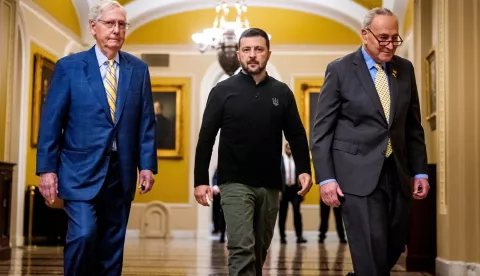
[{"left": 35, "top": 1, "right": 157, "bottom": 275}]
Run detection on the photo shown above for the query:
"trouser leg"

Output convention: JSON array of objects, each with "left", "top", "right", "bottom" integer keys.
[
  {"left": 95, "top": 154, "right": 131, "bottom": 275},
  {"left": 341, "top": 158, "right": 406, "bottom": 276},
  {"left": 333, "top": 205, "right": 346, "bottom": 240},
  {"left": 319, "top": 200, "right": 330, "bottom": 240},
  {"left": 220, "top": 183, "right": 257, "bottom": 276},
  {"left": 291, "top": 194, "right": 303, "bottom": 239},
  {"left": 278, "top": 195, "right": 289, "bottom": 240},
  {"left": 253, "top": 187, "right": 279, "bottom": 275}
]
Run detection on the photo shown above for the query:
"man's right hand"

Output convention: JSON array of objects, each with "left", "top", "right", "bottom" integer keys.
[
  {"left": 320, "top": 181, "right": 344, "bottom": 207},
  {"left": 194, "top": 185, "right": 213, "bottom": 206},
  {"left": 39, "top": 172, "right": 58, "bottom": 204}
]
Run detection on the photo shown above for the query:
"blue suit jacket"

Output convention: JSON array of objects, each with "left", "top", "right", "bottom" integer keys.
[{"left": 36, "top": 46, "right": 158, "bottom": 202}]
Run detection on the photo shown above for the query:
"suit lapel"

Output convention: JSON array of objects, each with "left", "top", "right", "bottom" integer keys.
[
  {"left": 352, "top": 49, "right": 387, "bottom": 123},
  {"left": 387, "top": 60, "right": 399, "bottom": 128},
  {"left": 114, "top": 52, "right": 133, "bottom": 125},
  {"left": 85, "top": 47, "right": 113, "bottom": 124}
]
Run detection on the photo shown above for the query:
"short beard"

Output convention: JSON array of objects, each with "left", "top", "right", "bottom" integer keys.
[{"left": 240, "top": 61, "right": 265, "bottom": 75}]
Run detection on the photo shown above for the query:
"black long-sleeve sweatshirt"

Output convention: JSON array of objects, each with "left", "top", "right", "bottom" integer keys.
[{"left": 194, "top": 72, "right": 311, "bottom": 191}]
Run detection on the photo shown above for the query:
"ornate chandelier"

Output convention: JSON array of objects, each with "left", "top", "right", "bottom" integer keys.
[
  {"left": 191, "top": 0, "right": 270, "bottom": 76},
  {"left": 192, "top": 0, "right": 249, "bottom": 53}
]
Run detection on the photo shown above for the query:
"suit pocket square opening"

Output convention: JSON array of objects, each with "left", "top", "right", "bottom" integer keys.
[{"left": 332, "top": 140, "right": 359, "bottom": 155}]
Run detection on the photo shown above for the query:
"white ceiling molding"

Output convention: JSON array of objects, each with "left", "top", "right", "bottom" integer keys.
[
  {"left": 382, "top": 0, "right": 396, "bottom": 11},
  {"left": 121, "top": 43, "right": 359, "bottom": 56},
  {"left": 392, "top": 0, "right": 410, "bottom": 35},
  {"left": 20, "top": 0, "right": 84, "bottom": 47},
  {"left": 78, "top": 0, "right": 413, "bottom": 44},
  {"left": 122, "top": 0, "right": 368, "bottom": 37},
  {"left": 71, "top": 0, "right": 91, "bottom": 45}
]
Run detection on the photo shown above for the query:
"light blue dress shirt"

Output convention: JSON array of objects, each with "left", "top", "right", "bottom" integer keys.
[
  {"left": 95, "top": 45, "right": 120, "bottom": 151},
  {"left": 319, "top": 47, "right": 428, "bottom": 186},
  {"left": 95, "top": 45, "right": 120, "bottom": 87}
]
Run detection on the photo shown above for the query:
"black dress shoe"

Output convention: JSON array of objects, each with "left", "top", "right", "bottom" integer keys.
[
  {"left": 346, "top": 272, "right": 355, "bottom": 276},
  {"left": 296, "top": 237, "right": 307, "bottom": 244}
]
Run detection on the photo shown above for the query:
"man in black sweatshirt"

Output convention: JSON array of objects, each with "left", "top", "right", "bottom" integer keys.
[{"left": 194, "top": 28, "right": 313, "bottom": 276}]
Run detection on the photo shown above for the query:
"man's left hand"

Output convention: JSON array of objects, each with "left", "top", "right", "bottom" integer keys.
[
  {"left": 138, "top": 170, "right": 155, "bottom": 194},
  {"left": 413, "top": 178, "right": 430, "bottom": 199},
  {"left": 297, "top": 173, "right": 312, "bottom": 196}
]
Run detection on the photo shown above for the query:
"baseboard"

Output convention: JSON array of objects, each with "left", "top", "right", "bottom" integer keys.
[
  {"left": 126, "top": 229, "right": 196, "bottom": 239},
  {"left": 436, "top": 257, "right": 480, "bottom": 276},
  {"left": 10, "top": 235, "right": 24, "bottom": 247},
  {"left": 125, "top": 230, "right": 337, "bottom": 241}
]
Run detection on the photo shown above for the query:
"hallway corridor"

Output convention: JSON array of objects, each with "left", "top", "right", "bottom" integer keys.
[{"left": 0, "top": 235, "right": 433, "bottom": 275}]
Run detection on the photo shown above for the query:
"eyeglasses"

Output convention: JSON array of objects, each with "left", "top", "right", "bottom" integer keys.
[
  {"left": 366, "top": 29, "right": 403, "bottom": 46},
  {"left": 97, "top": 19, "right": 130, "bottom": 30}
]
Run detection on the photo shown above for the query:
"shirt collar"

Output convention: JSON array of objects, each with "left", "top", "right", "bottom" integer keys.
[
  {"left": 95, "top": 44, "right": 120, "bottom": 67},
  {"left": 239, "top": 70, "right": 270, "bottom": 85},
  {"left": 361, "top": 46, "right": 385, "bottom": 71}
]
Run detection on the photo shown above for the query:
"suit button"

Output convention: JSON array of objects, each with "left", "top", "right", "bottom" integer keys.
[{"left": 382, "top": 150, "right": 386, "bottom": 155}]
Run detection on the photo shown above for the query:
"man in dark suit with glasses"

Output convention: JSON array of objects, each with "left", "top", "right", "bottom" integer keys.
[{"left": 311, "top": 7, "right": 430, "bottom": 276}]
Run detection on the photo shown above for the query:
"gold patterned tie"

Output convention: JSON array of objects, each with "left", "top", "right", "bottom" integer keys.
[
  {"left": 374, "top": 64, "right": 393, "bottom": 157},
  {"left": 104, "top": 59, "right": 117, "bottom": 121}
]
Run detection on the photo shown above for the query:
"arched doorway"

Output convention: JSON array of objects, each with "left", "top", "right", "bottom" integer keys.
[{"left": 8, "top": 9, "right": 30, "bottom": 248}]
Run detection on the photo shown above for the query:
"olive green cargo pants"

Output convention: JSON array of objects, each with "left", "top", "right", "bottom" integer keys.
[{"left": 220, "top": 182, "right": 279, "bottom": 276}]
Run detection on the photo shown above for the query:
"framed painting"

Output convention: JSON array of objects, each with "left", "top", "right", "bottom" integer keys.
[
  {"left": 152, "top": 85, "right": 183, "bottom": 158},
  {"left": 425, "top": 48, "right": 437, "bottom": 130},
  {"left": 31, "top": 53, "right": 55, "bottom": 147}
]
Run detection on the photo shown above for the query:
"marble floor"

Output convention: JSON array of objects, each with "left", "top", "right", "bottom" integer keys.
[{"left": 0, "top": 233, "right": 433, "bottom": 275}]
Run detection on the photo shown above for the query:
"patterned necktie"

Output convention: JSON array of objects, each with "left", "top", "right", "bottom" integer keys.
[
  {"left": 104, "top": 59, "right": 117, "bottom": 121},
  {"left": 374, "top": 64, "right": 393, "bottom": 157}
]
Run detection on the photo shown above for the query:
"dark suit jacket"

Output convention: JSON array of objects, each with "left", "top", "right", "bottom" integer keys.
[
  {"left": 311, "top": 47, "right": 428, "bottom": 197},
  {"left": 36, "top": 46, "right": 158, "bottom": 202}
]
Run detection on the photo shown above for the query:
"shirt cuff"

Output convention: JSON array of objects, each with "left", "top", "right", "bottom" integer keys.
[
  {"left": 414, "top": 174, "right": 428, "bottom": 179},
  {"left": 319, "top": 179, "right": 336, "bottom": 186}
]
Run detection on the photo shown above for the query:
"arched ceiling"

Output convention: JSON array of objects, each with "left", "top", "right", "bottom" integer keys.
[
  {"left": 32, "top": 0, "right": 81, "bottom": 36},
  {"left": 53, "top": 0, "right": 409, "bottom": 45},
  {"left": 116, "top": 0, "right": 384, "bottom": 11},
  {"left": 125, "top": 7, "right": 361, "bottom": 45}
]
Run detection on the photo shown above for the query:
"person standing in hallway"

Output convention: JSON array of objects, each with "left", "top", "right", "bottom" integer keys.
[
  {"left": 212, "top": 169, "right": 226, "bottom": 243},
  {"left": 278, "top": 142, "right": 307, "bottom": 244},
  {"left": 311, "top": 8, "right": 430, "bottom": 276},
  {"left": 35, "top": 1, "right": 157, "bottom": 275},
  {"left": 318, "top": 200, "right": 347, "bottom": 244},
  {"left": 193, "top": 28, "right": 313, "bottom": 276}
]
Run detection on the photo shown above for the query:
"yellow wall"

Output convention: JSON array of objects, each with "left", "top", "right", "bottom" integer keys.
[
  {"left": 0, "top": 0, "right": 14, "bottom": 160},
  {"left": 121, "top": 0, "right": 382, "bottom": 12},
  {"left": 353, "top": 0, "right": 383, "bottom": 10},
  {"left": 26, "top": 43, "right": 58, "bottom": 186},
  {"left": 403, "top": 0, "right": 414, "bottom": 35},
  {"left": 32, "top": 0, "right": 81, "bottom": 37},
  {"left": 126, "top": 7, "right": 361, "bottom": 45},
  {"left": 293, "top": 77, "right": 324, "bottom": 205},
  {"left": 0, "top": 88, "right": 4, "bottom": 159},
  {"left": 117, "top": 0, "right": 134, "bottom": 5},
  {"left": 133, "top": 77, "right": 191, "bottom": 204}
]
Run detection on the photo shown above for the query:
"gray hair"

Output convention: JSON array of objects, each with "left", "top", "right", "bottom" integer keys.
[
  {"left": 362, "top": 7, "right": 397, "bottom": 29},
  {"left": 89, "top": 0, "right": 126, "bottom": 21}
]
